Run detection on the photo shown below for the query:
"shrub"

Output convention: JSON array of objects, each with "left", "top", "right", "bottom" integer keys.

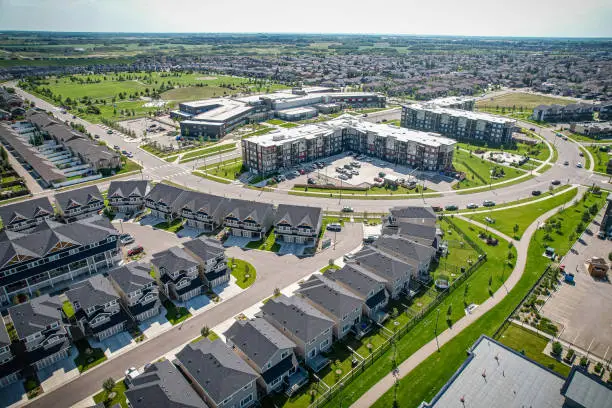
[
  {"left": 565, "top": 349, "right": 575, "bottom": 362},
  {"left": 580, "top": 356, "right": 589, "bottom": 367},
  {"left": 552, "top": 342, "right": 563, "bottom": 356},
  {"left": 595, "top": 362, "right": 603, "bottom": 374}
]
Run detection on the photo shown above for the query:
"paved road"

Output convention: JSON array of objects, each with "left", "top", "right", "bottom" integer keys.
[{"left": 24, "top": 224, "right": 362, "bottom": 408}]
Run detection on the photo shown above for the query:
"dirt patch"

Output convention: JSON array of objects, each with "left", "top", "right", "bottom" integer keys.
[{"left": 196, "top": 76, "right": 217, "bottom": 81}]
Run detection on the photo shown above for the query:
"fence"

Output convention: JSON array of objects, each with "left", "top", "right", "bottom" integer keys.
[{"left": 442, "top": 216, "right": 486, "bottom": 256}]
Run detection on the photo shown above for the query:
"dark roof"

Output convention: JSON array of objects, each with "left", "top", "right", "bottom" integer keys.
[
  {"left": 108, "top": 180, "right": 150, "bottom": 199},
  {"left": 175, "top": 191, "right": 225, "bottom": 218},
  {"left": 125, "top": 359, "right": 208, "bottom": 408},
  {"left": 259, "top": 295, "right": 334, "bottom": 344},
  {"left": 151, "top": 246, "right": 199, "bottom": 275},
  {"left": 55, "top": 185, "right": 103, "bottom": 213},
  {"left": 389, "top": 206, "right": 436, "bottom": 221},
  {"left": 27, "top": 111, "right": 56, "bottom": 129},
  {"left": 0, "top": 319, "right": 10, "bottom": 347},
  {"left": 372, "top": 235, "right": 436, "bottom": 264},
  {"left": 0, "top": 197, "right": 54, "bottom": 226},
  {"left": 65, "top": 274, "right": 119, "bottom": 310},
  {"left": 327, "top": 264, "right": 386, "bottom": 299},
  {"left": 365, "top": 289, "right": 387, "bottom": 309},
  {"left": 395, "top": 219, "right": 437, "bottom": 246},
  {"left": 146, "top": 183, "right": 187, "bottom": 207},
  {"left": 296, "top": 274, "right": 363, "bottom": 320},
  {"left": 275, "top": 204, "right": 322, "bottom": 228},
  {"left": 108, "top": 262, "right": 154, "bottom": 294},
  {"left": 175, "top": 338, "right": 258, "bottom": 405},
  {"left": 0, "top": 216, "right": 118, "bottom": 269},
  {"left": 351, "top": 246, "right": 414, "bottom": 282},
  {"left": 261, "top": 354, "right": 298, "bottom": 384},
  {"left": 222, "top": 198, "right": 273, "bottom": 224},
  {"left": 224, "top": 317, "right": 295, "bottom": 369},
  {"left": 183, "top": 237, "right": 225, "bottom": 263},
  {"left": 8, "top": 294, "right": 63, "bottom": 339}
]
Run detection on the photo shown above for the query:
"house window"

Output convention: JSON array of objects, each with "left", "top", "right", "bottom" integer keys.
[
  {"left": 270, "top": 376, "right": 282, "bottom": 386},
  {"left": 320, "top": 339, "right": 330, "bottom": 350},
  {"left": 240, "top": 394, "right": 253, "bottom": 407},
  {"left": 281, "top": 351, "right": 289, "bottom": 359},
  {"left": 308, "top": 348, "right": 317, "bottom": 358},
  {"left": 221, "top": 396, "right": 232, "bottom": 405}
]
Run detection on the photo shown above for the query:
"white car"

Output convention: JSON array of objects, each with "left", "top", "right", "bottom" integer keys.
[
  {"left": 120, "top": 234, "right": 135, "bottom": 245},
  {"left": 124, "top": 367, "right": 140, "bottom": 386},
  {"left": 351, "top": 170, "right": 359, "bottom": 175},
  {"left": 338, "top": 174, "right": 348, "bottom": 180},
  {"left": 576, "top": 162, "right": 583, "bottom": 168},
  {"left": 466, "top": 203, "right": 479, "bottom": 209}
]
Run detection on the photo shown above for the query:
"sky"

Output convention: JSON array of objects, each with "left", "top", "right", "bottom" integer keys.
[{"left": 0, "top": 0, "right": 611, "bottom": 38}]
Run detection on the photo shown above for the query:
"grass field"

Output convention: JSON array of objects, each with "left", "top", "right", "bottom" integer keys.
[
  {"left": 179, "top": 142, "right": 237, "bottom": 163},
  {"left": 456, "top": 174, "right": 535, "bottom": 195},
  {"left": 452, "top": 149, "right": 525, "bottom": 190},
  {"left": 476, "top": 92, "right": 574, "bottom": 110},
  {"left": 468, "top": 187, "right": 578, "bottom": 239},
  {"left": 229, "top": 259, "right": 257, "bottom": 289},
  {"left": 153, "top": 218, "right": 184, "bottom": 233},
  {"left": 458, "top": 137, "right": 551, "bottom": 162},
  {"left": 586, "top": 145, "right": 611, "bottom": 174},
  {"left": 196, "top": 157, "right": 245, "bottom": 180}
]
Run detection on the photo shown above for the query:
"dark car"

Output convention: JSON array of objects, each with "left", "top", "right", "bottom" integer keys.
[
  {"left": 482, "top": 200, "right": 496, "bottom": 207},
  {"left": 444, "top": 205, "right": 458, "bottom": 211},
  {"left": 551, "top": 180, "right": 561, "bottom": 185},
  {"left": 127, "top": 245, "right": 143, "bottom": 257},
  {"left": 432, "top": 206, "right": 443, "bottom": 212},
  {"left": 532, "top": 190, "right": 542, "bottom": 196}
]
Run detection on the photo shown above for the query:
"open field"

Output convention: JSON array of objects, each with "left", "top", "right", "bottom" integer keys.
[
  {"left": 476, "top": 92, "right": 575, "bottom": 110},
  {"left": 452, "top": 149, "right": 525, "bottom": 190}
]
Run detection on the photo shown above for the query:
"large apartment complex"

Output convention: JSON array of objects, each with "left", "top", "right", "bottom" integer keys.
[
  {"left": 401, "top": 103, "right": 517, "bottom": 145},
  {"left": 173, "top": 87, "right": 386, "bottom": 139},
  {"left": 242, "top": 115, "right": 456, "bottom": 176}
]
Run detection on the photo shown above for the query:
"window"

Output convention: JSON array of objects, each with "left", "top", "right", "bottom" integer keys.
[
  {"left": 221, "top": 395, "right": 232, "bottom": 405},
  {"left": 240, "top": 394, "right": 253, "bottom": 407},
  {"left": 242, "top": 383, "right": 250, "bottom": 390},
  {"left": 281, "top": 351, "right": 289, "bottom": 359},
  {"left": 270, "top": 376, "right": 282, "bottom": 386},
  {"left": 320, "top": 339, "right": 330, "bottom": 350}
]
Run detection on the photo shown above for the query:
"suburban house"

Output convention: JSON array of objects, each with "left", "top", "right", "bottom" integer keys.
[
  {"left": 327, "top": 264, "right": 390, "bottom": 322},
  {"left": 183, "top": 237, "right": 230, "bottom": 288},
  {"left": 387, "top": 206, "right": 437, "bottom": 225},
  {"left": 384, "top": 206, "right": 439, "bottom": 249},
  {"left": 0, "top": 319, "right": 20, "bottom": 387},
  {"left": 55, "top": 185, "right": 104, "bottom": 222},
  {"left": 144, "top": 183, "right": 186, "bottom": 221},
  {"left": 0, "top": 197, "right": 54, "bottom": 232},
  {"left": 124, "top": 359, "right": 207, "bottom": 408},
  {"left": 107, "top": 180, "right": 150, "bottom": 214},
  {"left": 0, "top": 216, "right": 121, "bottom": 306},
  {"left": 274, "top": 204, "right": 322, "bottom": 245},
  {"left": 176, "top": 191, "right": 226, "bottom": 233},
  {"left": 372, "top": 235, "right": 436, "bottom": 281},
  {"left": 295, "top": 274, "right": 363, "bottom": 340},
  {"left": 174, "top": 338, "right": 259, "bottom": 408},
  {"left": 532, "top": 103, "right": 594, "bottom": 122},
  {"left": 151, "top": 246, "right": 202, "bottom": 302},
  {"left": 349, "top": 246, "right": 414, "bottom": 299},
  {"left": 224, "top": 318, "right": 307, "bottom": 395},
  {"left": 65, "top": 275, "right": 129, "bottom": 340},
  {"left": 108, "top": 262, "right": 161, "bottom": 323},
  {"left": 7, "top": 295, "right": 71, "bottom": 370},
  {"left": 259, "top": 294, "right": 334, "bottom": 372},
  {"left": 222, "top": 199, "right": 274, "bottom": 239}
]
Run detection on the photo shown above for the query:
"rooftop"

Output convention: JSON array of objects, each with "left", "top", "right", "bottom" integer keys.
[
  {"left": 65, "top": 274, "right": 119, "bottom": 310},
  {"left": 405, "top": 103, "right": 516, "bottom": 125},
  {"left": 8, "top": 294, "right": 63, "bottom": 339}
]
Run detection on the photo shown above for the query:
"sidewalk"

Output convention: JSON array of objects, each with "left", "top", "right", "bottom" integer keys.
[{"left": 350, "top": 191, "right": 584, "bottom": 408}]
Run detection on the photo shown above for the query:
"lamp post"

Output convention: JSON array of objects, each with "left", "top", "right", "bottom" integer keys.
[{"left": 393, "top": 367, "right": 400, "bottom": 408}]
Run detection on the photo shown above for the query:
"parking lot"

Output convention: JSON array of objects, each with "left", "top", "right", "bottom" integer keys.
[
  {"left": 115, "top": 218, "right": 189, "bottom": 262},
  {"left": 539, "top": 210, "right": 612, "bottom": 360},
  {"left": 118, "top": 117, "right": 178, "bottom": 148},
  {"left": 274, "top": 152, "right": 455, "bottom": 191}
]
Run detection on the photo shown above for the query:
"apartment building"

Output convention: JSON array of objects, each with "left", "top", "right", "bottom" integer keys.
[
  {"left": 151, "top": 246, "right": 202, "bottom": 302},
  {"left": 0, "top": 319, "right": 19, "bottom": 387},
  {"left": 401, "top": 103, "right": 517, "bottom": 145},
  {"left": 569, "top": 122, "right": 612, "bottom": 139},
  {"left": 428, "top": 96, "right": 475, "bottom": 111},
  {"left": 532, "top": 103, "right": 594, "bottom": 122},
  {"left": 182, "top": 237, "right": 230, "bottom": 288},
  {"left": 175, "top": 338, "right": 259, "bottom": 408},
  {"left": 225, "top": 318, "right": 305, "bottom": 395},
  {"left": 0, "top": 216, "right": 121, "bottom": 305},
  {"left": 108, "top": 262, "right": 161, "bottom": 323},
  {"left": 222, "top": 198, "right": 274, "bottom": 239},
  {"left": 55, "top": 185, "right": 104, "bottom": 222},
  {"left": 242, "top": 115, "right": 456, "bottom": 176},
  {"left": 259, "top": 294, "right": 334, "bottom": 372},
  {"left": 0, "top": 196, "right": 54, "bottom": 232},
  {"left": 8, "top": 295, "right": 71, "bottom": 370},
  {"left": 274, "top": 204, "right": 322, "bottom": 245},
  {"left": 65, "top": 275, "right": 129, "bottom": 340},
  {"left": 107, "top": 180, "right": 150, "bottom": 214}
]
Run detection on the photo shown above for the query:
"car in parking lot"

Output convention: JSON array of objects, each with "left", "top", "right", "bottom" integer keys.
[
  {"left": 107, "top": 130, "right": 113, "bottom": 134},
  {"left": 336, "top": 167, "right": 344, "bottom": 172},
  {"left": 121, "top": 150, "right": 128, "bottom": 155},
  {"left": 293, "top": 170, "right": 300, "bottom": 176},
  {"left": 466, "top": 203, "right": 478, "bottom": 209},
  {"left": 307, "top": 178, "right": 317, "bottom": 185},
  {"left": 342, "top": 206, "right": 354, "bottom": 213},
  {"left": 532, "top": 190, "right": 542, "bottom": 196},
  {"left": 113, "top": 145, "right": 120, "bottom": 151},
  {"left": 351, "top": 162, "right": 361, "bottom": 168},
  {"left": 444, "top": 205, "right": 458, "bottom": 211},
  {"left": 483, "top": 200, "right": 496, "bottom": 207},
  {"left": 373, "top": 177, "right": 383, "bottom": 182},
  {"left": 551, "top": 180, "right": 561, "bottom": 185},
  {"left": 298, "top": 169, "right": 305, "bottom": 175},
  {"left": 338, "top": 174, "right": 348, "bottom": 180},
  {"left": 94, "top": 134, "right": 100, "bottom": 139},
  {"left": 351, "top": 170, "right": 359, "bottom": 175},
  {"left": 127, "top": 245, "right": 144, "bottom": 257},
  {"left": 576, "top": 162, "right": 583, "bottom": 168},
  {"left": 344, "top": 164, "right": 352, "bottom": 170},
  {"left": 120, "top": 234, "right": 135, "bottom": 245},
  {"left": 326, "top": 223, "right": 342, "bottom": 232}
]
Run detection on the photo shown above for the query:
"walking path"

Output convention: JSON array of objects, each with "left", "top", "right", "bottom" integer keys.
[{"left": 350, "top": 191, "right": 584, "bottom": 408}]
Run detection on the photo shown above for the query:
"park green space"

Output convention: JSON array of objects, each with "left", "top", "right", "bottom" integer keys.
[
  {"left": 195, "top": 157, "right": 245, "bottom": 181},
  {"left": 467, "top": 187, "right": 578, "bottom": 238},
  {"left": 369, "top": 191, "right": 606, "bottom": 408},
  {"left": 455, "top": 173, "right": 535, "bottom": 195},
  {"left": 476, "top": 92, "right": 574, "bottom": 110},
  {"left": 457, "top": 136, "right": 551, "bottom": 162},
  {"left": 452, "top": 149, "right": 525, "bottom": 190},
  {"left": 586, "top": 145, "right": 611, "bottom": 174},
  {"left": 228, "top": 259, "right": 257, "bottom": 289}
]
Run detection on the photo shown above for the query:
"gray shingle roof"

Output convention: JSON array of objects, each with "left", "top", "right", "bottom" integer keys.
[
  {"left": 175, "top": 191, "right": 225, "bottom": 218},
  {"left": 372, "top": 235, "right": 436, "bottom": 264},
  {"left": 275, "top": 204, "right": 322, "bottom": 229},
  {"left": 125, "top": 359, "right": 208, "bottom": 408},
  {"left": 108, "top": 180, "right": 150, "bottom": 199},
  {"left": 65, "top": 274, "right": 119, "bottom": 310},
  {"left": 175, "top": 338, "right": 258, "bottom": 405},
  {"left": 151, "top": 246, "right": 199, "bottom": 275},
  {"left": 55, "top": 185, "right": 103, "bottom": 213},
  {"left": 389, "top": 206, "right": 436, "bottom": 221},
  {"left": 108, "top": 262, "right": 154, "bottom": 295},
  {"left": 8, "top": 294, "right": 63, "bottom": 339},
  {"left": 327, "top": 264, "right": 386, "bottom": 299},
  {"left": 259, "top": 294, "right": 334, "bottom": 344},
  {"left": 296, "top": 274, "right": 363, "bottom": 320},
  {"left": 224, "top": 317, "right": 295, "bottom": 369},
  {"left": 351, "top": 246, "right": 414, "bottom": 282},
  {"left": 182, "top": 237, "right": 225, "bottom": 263},
  {"left": 146, "top": 183, "right": 187, "bottom": 207},
  {"left": 0, "top": 319, "right": 10, "bottom": 347},
  {"left": 222, "top": 198, "right": 273, "bottom": 225},
  {"left": 0, "top": 197, "right": 53, "bottom": 226}
]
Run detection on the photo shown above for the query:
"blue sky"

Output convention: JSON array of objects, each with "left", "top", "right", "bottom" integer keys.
[{"left": 0, "top": 0, "right": 611, "bottom": 37}]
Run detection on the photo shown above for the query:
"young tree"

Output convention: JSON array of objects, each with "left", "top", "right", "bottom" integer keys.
[
  {"left": 200, "top": 326, "right": 210, "bottom": 338},
  {"left": 103, "top": 377, "right": 115, "bottom": 394}
]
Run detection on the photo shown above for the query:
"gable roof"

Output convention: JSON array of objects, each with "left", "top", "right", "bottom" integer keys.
[
  {"left": 0, "top": 197, "right": 54, "bottom": 226},
  {"left": 8, "top": 294, "right": 63, "bottom": 339},
  {"left": 175, "top": 338, "right": 258, "bottom": 405},
  {"left": 224, "top": 317, "right": 296, "bottom": 369},
  {"left": 55, "top": 185, "right": 103, "bottom": 212},
  {"left": 65, "top": 274, "right": 119, "bottom": 310},
  {"left": 151, "top": 246, "right": 199, "bottom": 275},
  {"left": 350, "top": 246, "right": 415, "bottom": 282},
  {"left": 175, "top": 191, "right": 225, "bottom": 217},
  {"left": 372, "top": 235, "right": 436, "bottom": 264},
  {"left": 327, "top": 264, "right": 386, "bottom": 299},
  {"left": 182, "top": 237, "right": 225, "bottom": 263},
  {"left": 389, "top": 206, "right": 436, "bottom": 221},
  {"left": 108, "top": 180, "right": 150, "bottom": 199},
  {"left": 394, "top": 219, "right": 437, "bottom": 246},
  {"left": 275, "top": 204, "right": 322, "bottom": 228},
  {"left": 108, "top": 262, "right": 154, "bottom": 294},
  {"left": 125, "top": 359, "right": 207, "bottom": 408},
  {"left": 222, "top": 198, "right": 274, "bottom": 224},
  {"left": 296, "top": 274, "right": 364, "bottom": 320},
  {"left": 146, "top": 183, "right": 187, "bottom": 207},
  {"left": 259, "top": 294, "right": 334, "bottom": 343}
]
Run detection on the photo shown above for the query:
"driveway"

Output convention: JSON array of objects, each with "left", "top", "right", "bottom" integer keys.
[
  {"left": 138, "top": 307, "right": 172, "bottom": 338},
  {"left": 38, "top": 347, "right": 79, "bottom": 392},
  {"left": 117, "top": 221, "right": 188, "bottom": 261},
  {"left": 0, "top": 381, "right": 26, "bottom": 408},
  {"left": 90, "top": 332, "right": 136, "bottom": 358},
  {"left": 176, "top": 294, "right": 212, "bottom": 315},
  {"left": 223, "top": 236, "right": 255, "bottom": 248}
]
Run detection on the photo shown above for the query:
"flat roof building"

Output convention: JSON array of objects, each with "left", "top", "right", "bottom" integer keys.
[{"left": 427, "top": 96, "right": 475, "bottom": 110}]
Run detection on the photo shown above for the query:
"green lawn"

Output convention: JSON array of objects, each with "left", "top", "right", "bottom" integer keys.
[
  {"left": 468, "top": 187, "right": 578, "bottom": 239},
  {"left": 476, "top": 92, "right": 574, "bottom": 110},
  {"left": 241, "top": 127, "right": 275, "bottom": 139},
  {"left": 452, "top": 149, "right": 525, "bottom": 190},
  {"left": 153, "top": 218, "right": 184, "bottom": 233},
  {"left": 74, "top": 339, "right": 107, "bottom": 373},
  {"left": 62, "top": 301, "right": 75, "bottom": 319},
  {"left": 458, "top": 137, "right": 551, "bottom": 162},
  {"left": 197, "top": 158, "right": 245, "bottom": 180},
  {"left": 456, "top": 174, "right": 535, "bottom": 195},
  {"left": 192, "top": 171, "right": 232, "bottom": 184},
  {"left": 368, "top": 192, "right": 607, "bottom": 408},
  {"left": 191, "top": 330, "right": 220, "bottom": 344},
  {"left": 497, "top": 323, "right": 571, "bottom": 377},
  {"left": 228, "top": 259, "right": 257, "bottom": 289},
  {"left": 179, "top": 142, "right": 237, "bottom": 163},
  {"left": 280, "top": 122, "right": 300, "bottom": 128},
  {"left": 432, "top": 218, "right": 481, "bottom": 283},
  {"left": 245, "top": 229, "right": 280, "bottom": 252},
  {"left": 266, "top": 119, "right": 286, "bottom": 125},
  {"left": 114, "top": 158, "right": 142, "bottom": 175},
  {"left": 163, "top": 300, "right": 192, "bottom": 325},
  {"left": 587, "top": 145, "right": 611, "bottom": 174},
  {"left": 93, "top": 380, "right": 128, "bottom": 408}
]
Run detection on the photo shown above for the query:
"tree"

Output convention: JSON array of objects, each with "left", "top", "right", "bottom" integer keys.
[
  {"left": 102, "top": 377, "right": 115, "bottom": 395},
  {"left": 447, "top": 304, "right": 452, "bottom": 316},
  {"left": 200, "top": 326, "right": 210, "bottom": 338},
  {"left": 552, "top": 342, "right": 563, "bottom": 356},
  {"left": 513, "top": 224, "right": 519, "bottom": 234}
]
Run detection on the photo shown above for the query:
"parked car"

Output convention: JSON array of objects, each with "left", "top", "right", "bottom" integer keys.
[
  {"left": 529, "top": 127, "right": 536, "bottom": 131},
  {"left": 344, "top": 164, "right": 352, "bottom": 170},
  {"left": 327, "top": 223, "right": 342, "bottom": 232},
  {"left": 94, "top": 134, "right": 100, "bottom": 139},
  {"left": 597, "top": 231, "right": 607, "bottom": 239},
  {"left": 307, "top": 178, "right": 316, "bottom": 185},
  {"left": 532, "top": 190, "right": 542, "bottom": 196},
  {"left": 563, "top": 161, "right": 569, "bottom": 166},
  {"left": 127, "top": 245, "right": 144, "bottom": 257},
  {"left": 374, "top": 177, "right": 383, "bottom": 182},
  {"left": 124, "top": 367, "right": 140, "bottom": 386},
  {"left": 352, "top": 162, "right": 361, "bottom": 168},
  {"left": 113, "top": 145, "right": 120, "bottom": 150},
  {"left": 579, "top": 152, "right": 584, "bottom": 157},
  {"left": 351, "top": 170, "right": 359, "bottom": 175},
  {"left": 483, "top": 200, "right": 496, "bottom": 207},
  {"left": 120, "top": 234, "right": 135, "bottom": 245},
  {"left": 342, "top": 207, "right": 354, "bottom": 213},
  {"left": 336, "top": 167, "right": 344, "bottom": 172},
  {"left": 338, "top": 174, "right": 348, "bottom": 180},
  {"left": 576, "top": 162, "right": 583, "bottom": 168},
  {"left": 551, "top": 180, "right": 561, "bottom": 185},
  {"left": 293, "top": 170, "right": 300, "bottom": 176},
  {"left": 107, "top": 130, "right": 113, "bottom": 134},
  {"left": 466, "top": 203, "right": 479, "bottom": 209},
  {"left": 121, "top": 150, "right": 128, "bottom": 155},
  {"left": 445, "top": 205, "right": 458, "bottom": 211},
  {"left": 432, "top": 206, "right": 443, "bottom": 212},
  {"left": 378, "top": 172, "right": 386, "bottom": 177},
  {"left": 299, "top": 169, "right": 305, "bottom": 175}
]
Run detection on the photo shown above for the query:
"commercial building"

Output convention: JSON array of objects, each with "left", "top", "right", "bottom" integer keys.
[
  {"left": 401, "top": 103, "right": 517, "bottom": 145},
  {"left": 0, "top": 216, "right": 121, "bottom": 305},
  {"left": 242, "top": 115, "right": 456, "bottom": 176},
  {"left": 532, "top": 103, "right": 594, "bottom": 122},
  {"left": 569, "top": 122, "right": 612, "bottom": 139},
  {"left": 427, "top": 96, "right": 475, "bottom": 110}
]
